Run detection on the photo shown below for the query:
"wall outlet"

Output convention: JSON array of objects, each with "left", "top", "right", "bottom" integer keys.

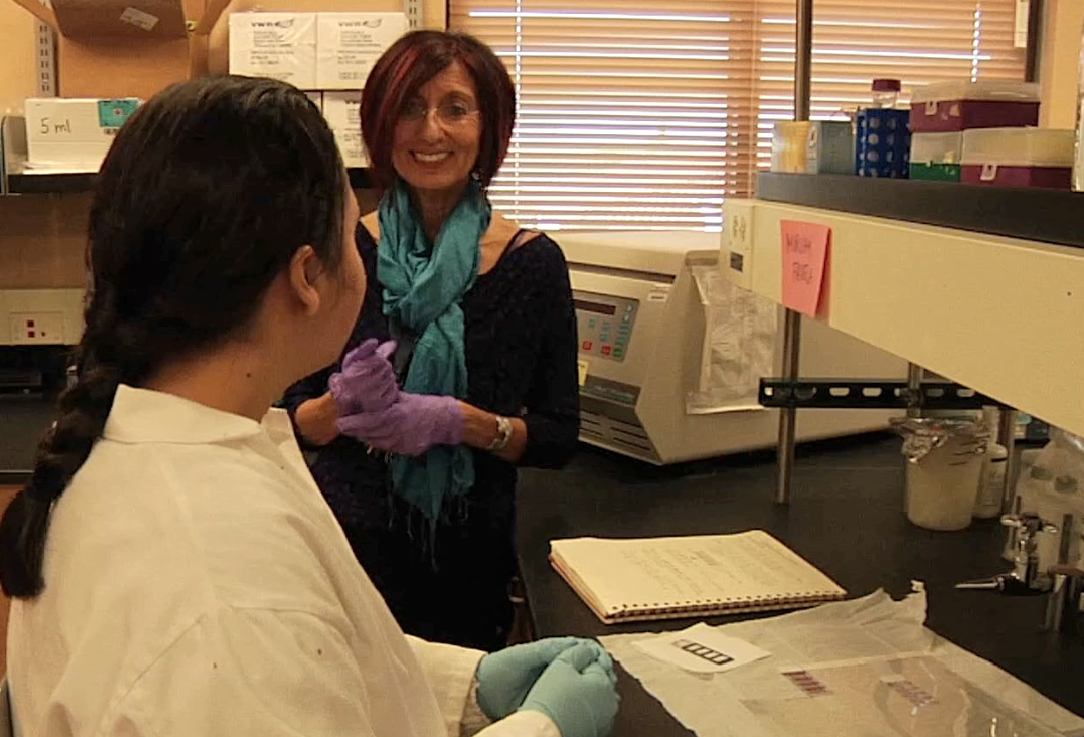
[{"left": 10, "top": 312, "right": 65, "bottom": 345}]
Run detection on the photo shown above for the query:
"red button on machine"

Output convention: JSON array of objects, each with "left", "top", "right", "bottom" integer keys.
[
  {"left": 601, "top": 345, "right": 612, "bottom": 356},
  {"left": 582, "top": 340, "right": 593, "bottom": 351}
]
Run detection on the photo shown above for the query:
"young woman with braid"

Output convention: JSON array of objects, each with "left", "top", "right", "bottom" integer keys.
[{"left": 0, "top": 75, "right": 618, "bottom": 737}]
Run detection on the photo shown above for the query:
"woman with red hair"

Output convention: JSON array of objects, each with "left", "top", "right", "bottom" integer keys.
[{"left": 284, "top": 31, "right": 581, "bottom": 653}]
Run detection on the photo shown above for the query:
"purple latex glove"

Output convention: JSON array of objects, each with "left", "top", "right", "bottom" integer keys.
[
  {"left": 328, "top": 339, "right": 399, "bottom": 416},
  {"left": 336, "top": 393, "right": 464, "bottom": 456}
]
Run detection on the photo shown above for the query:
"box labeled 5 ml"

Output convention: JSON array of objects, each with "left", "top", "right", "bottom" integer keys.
[{"left": 24, "top": 97, "right": 141, "bottom": 171}]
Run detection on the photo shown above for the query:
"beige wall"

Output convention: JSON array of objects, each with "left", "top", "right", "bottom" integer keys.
[
  {"left": 0, "top": 4, "right": 36, "bottom": 113},
  {"left": 1040, "top": 0, "right": 1083, "bottom": 128}
]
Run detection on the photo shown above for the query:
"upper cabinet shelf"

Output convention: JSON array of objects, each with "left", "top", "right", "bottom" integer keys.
[{"left": 1, "top": 115, "right": 372, "bottom": 195}]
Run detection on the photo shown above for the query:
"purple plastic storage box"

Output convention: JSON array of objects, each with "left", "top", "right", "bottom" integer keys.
[
  {"left": 960, "top": 165, "right": 1071, "bottom": 188},
  {"left": 910, "top": 81, "right": 1040, "bottom": 133},
  {"left": 960, "top": 127, "right": 1074, "bottom": 189}
]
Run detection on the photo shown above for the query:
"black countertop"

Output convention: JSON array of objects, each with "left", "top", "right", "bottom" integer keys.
[
  {"left": 517, "top": 434, "right": 1084, "bottom": 736},
  {"left": 755, "top": 173, "right": 1084, "bottom": 250},
  {"left": 0, "top": 395, "right": 54, "bottom": 483}
]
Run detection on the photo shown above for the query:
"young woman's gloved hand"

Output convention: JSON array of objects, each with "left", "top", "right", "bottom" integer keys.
[
  {"left": 327, "top": 339, "right": 399, "bottom": 415},
  {"left": 518, "top": 642, "right": 620, "bottom": 737},
  {"left": 475, "top": 637, "right": 612, "bottom": 721},
  {"left": 336, "top": 393, "right": 463, "bottom": 456}
]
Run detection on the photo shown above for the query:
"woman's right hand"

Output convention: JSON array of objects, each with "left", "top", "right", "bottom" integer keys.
[
  {"left": 518, "top": 643, "right": 620, "bottom": 737},
  {"left": 294, "top": 393, "right": 342, "bottom": 446},
  {"left": 328, "top": 339, "right": 399, "bottom": 416}
]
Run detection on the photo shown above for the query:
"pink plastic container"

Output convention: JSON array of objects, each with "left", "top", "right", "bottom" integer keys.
[{"left": 910, "top": 81, "right": 1040, "bottom": 133}]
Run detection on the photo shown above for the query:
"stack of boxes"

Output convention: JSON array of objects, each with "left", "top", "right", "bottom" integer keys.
[
  {"left": 907, "top": 81, "right": 1074, "bottom": 188},
  {"left": 228, "top": 11, "right": 409, "bottom": 168},
  {"left": 13, "top": 0, "right": 211, "bottom": 173},
  {"left": 9, "top": 1, "right": 408, "bottom": 173}
]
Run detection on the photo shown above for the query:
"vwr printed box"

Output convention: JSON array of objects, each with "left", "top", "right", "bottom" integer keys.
[
  {"left": 228, "top": 12, "right": 409, "bottom": 91},
  {"left": 323, "top": 91, "right": 368, "bottom": 168},
  {"left": 229, "top": 13, "right": 318, "bottom": 89}
]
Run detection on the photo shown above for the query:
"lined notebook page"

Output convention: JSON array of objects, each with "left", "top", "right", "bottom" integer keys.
[{"left": 550, "top": 531, "right": 845, "bottom": 618}]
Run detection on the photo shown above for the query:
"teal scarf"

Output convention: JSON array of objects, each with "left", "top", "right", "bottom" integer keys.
[{"left": 378, "top": 179, "right": 491, "bottom": 525}]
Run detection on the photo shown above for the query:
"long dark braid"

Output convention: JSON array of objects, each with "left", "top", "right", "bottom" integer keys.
[{"left": 0, "top": 75, "right": 347, "bottom": 598}]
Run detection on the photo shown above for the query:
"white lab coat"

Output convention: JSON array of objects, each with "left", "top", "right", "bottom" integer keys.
[{"left": 7, "top": 385, "right": 559, "bottom": 737}]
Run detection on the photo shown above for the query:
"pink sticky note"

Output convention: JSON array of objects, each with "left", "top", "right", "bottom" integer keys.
[{"left": 780, "top": 220, "right": 831, "bottom": 317}]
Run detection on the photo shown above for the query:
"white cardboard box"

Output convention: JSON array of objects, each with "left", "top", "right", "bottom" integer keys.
[
  {"left": 323, "top": 90, "right": 367, "bottom": 168},
  {"left": 229, "top": 12, "right": 317, "bottom": 89},
  {"left": 24, "top": 97, "right": 141, "bottom": 172},
  {"left": 316, "top": 13, "right": 409, "bottom": 90}
]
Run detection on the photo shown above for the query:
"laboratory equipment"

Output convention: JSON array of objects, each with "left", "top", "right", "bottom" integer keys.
[{"left": 558, "top": 230, "right": 908, "bottom": 464}]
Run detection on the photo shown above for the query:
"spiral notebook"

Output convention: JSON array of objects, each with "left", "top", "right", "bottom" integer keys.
[{"left": 550, "top": 530, "right": 847, "bottom": 624}]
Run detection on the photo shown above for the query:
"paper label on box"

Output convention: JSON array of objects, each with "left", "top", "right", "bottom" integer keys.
[
  {"left": 98, "top": 100, "right": 140, "bottom": 129},
  {"left": 230, "top": 13, "right": 318, "bottom": 88},
  {"left": 120, "top": 7, "right": 160, "bottom": 31},
  {"left": 724, "top": 200, "right": 755, "bottom": 290},
  {"left": 323, "top": 91, "right": 367, "bottom": 168},
  {"left": 317, "top": 13, "right": 409, "bottom": 89}
]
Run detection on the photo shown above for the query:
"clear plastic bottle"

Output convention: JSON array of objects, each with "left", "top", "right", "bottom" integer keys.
[{"left": 871, "top": 78, "right": 901, "bottom": 109}]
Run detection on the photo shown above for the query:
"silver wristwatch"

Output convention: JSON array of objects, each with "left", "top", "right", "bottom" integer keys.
[{"left": 486, "top": 415, "right": 514, "bottom": 452}]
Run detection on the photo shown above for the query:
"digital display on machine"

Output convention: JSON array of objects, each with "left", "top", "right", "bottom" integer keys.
[{"left": 574, "top": 299, "right": 617, "bottom": 316}]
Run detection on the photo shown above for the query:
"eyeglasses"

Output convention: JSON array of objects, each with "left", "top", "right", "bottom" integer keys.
[{"left": 398, "top": 101, "right": 480, "bottom": 126}]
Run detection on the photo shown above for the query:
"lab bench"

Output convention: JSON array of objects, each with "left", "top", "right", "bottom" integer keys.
[{"left": 516, "top": 433, "right": 1084, "bottom": 736}]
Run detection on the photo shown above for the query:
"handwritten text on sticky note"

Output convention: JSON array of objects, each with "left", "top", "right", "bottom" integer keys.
[{"left": 780, "top": 220, "right": 831, "bottom": 316}]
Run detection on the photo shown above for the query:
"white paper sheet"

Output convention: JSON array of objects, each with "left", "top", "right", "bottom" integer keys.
[
  {"left": 633, "top": 623, "right": 771, "bottom": 674},
  {"left": 685, "top": 263, "right": 777, "bottom": 415},
  {"left": 600, "top": 585, "right": 1084, "bottom": 737}
]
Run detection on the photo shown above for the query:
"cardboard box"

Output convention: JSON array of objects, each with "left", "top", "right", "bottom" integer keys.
[
  {"left": 322, "top": 90, "right": 366, "bottom": 168},
  {"left": 7, "top": 0, "right": 220, "bottom": 100},
  {"left": 228, "top": 12, "right": 317, "bottom": 89},
  {"left": 316, "top": 13, "right": 408, "bottom": 90},
  {"left": 24, "top": 97, "right": 141, "bottom": 171},
  {"left": 805, "top": 121, "right": 853, "bottom": 175}
]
